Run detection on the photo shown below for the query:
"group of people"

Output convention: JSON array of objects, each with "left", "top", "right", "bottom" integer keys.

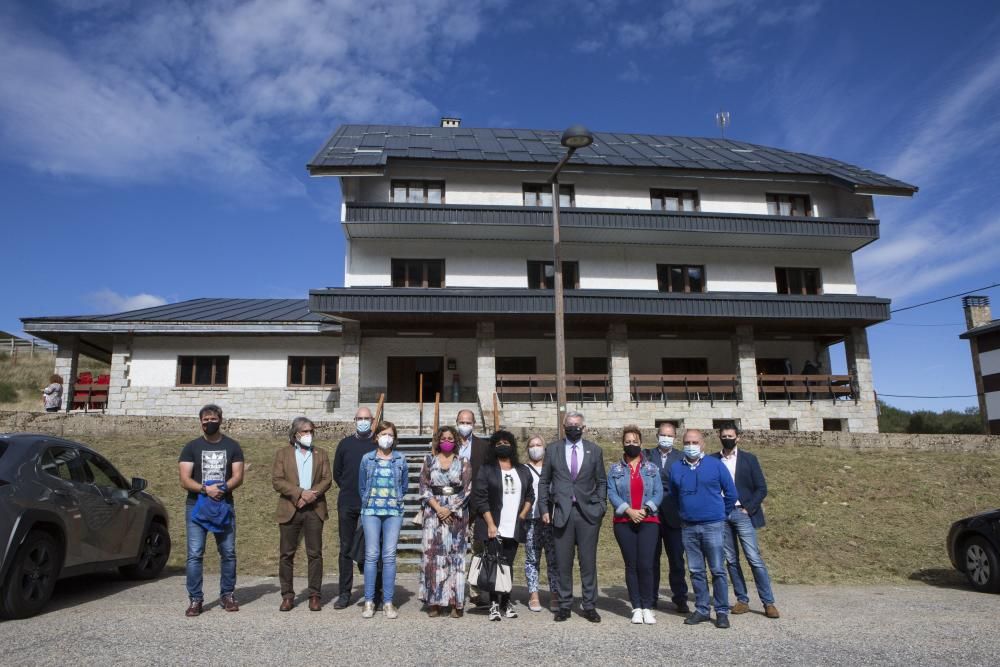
[{"left": 177, "top": 404, "right": 780, "bottom": 628}]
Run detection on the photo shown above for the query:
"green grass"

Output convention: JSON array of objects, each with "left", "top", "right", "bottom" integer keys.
[
  {"left": 0, "top": 353, "right": 108, "bottom": 410},
  {"left": 32, "top": 430, "right": 998, "bottom": 586}
]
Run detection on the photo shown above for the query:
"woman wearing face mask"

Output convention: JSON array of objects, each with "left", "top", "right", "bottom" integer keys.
[
  {"left": 473, "top": 430, "right": 534, "bottom": 621},
  {"left": 522, "top": 435, "right": 559, "bottom": 612},
  {"left": 607, "top": 426, "right": 663, "bottom": 625},
  {"left": 358, "top": 421, "right": 408, "bottom": 619},
  {"left": 418, "top": 425, "right": 472, "bottom": 618}
]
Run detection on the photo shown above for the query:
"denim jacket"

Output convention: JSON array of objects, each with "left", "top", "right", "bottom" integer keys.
[
  {"left": 607, "top": 459, "right": 663, "bottom": 516},
  {"left": 357, "top": 450, "right": 409, "bottom": 506}
]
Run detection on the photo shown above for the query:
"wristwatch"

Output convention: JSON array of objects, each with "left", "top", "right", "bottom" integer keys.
[{"left": 200, "top": 484, "right": 207, "bottom": 495}]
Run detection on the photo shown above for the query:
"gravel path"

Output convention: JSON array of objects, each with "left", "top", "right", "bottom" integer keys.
[{"left": 2, "top": 573, "right": 997, "bottom": 666}]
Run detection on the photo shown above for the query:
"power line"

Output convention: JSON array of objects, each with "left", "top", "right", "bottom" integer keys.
[
  {"left": 890, "top": 281, "right": 1000, "bottom": 313},
  {"left": 884, "top": 322, "right": 964, "bottom": 327},
  {"left": 878, "top": 393, "right": 979, "bottom": 399}
]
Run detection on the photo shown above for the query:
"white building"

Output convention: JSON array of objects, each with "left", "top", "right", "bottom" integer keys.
[
  {"left": 23, "top": 121, "right": 918, "bottom": 432},
  {"left": 960, "top": 296, "right": 999, "bottom": 435}
]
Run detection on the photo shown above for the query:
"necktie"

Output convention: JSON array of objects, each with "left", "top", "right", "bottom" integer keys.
[{"left": 571, "top": 444, "right": 579, "bottom": 480}]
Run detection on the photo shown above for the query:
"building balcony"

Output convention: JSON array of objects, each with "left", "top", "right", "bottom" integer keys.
[{"left": 342, "top": 202, "right": 879, "bottom": 250}]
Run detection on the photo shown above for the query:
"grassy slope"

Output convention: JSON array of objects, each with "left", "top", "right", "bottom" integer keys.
[
  {"left": 64, "top": 432, "right": 998, "bottom": 586},
  {"left": 0, "top": 354, "right": 109, "bottom": 411}
]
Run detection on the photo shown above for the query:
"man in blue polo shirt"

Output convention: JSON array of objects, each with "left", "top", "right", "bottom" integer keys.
[{"left": 667, "top": 428, "right": 738, "bottom": 629}]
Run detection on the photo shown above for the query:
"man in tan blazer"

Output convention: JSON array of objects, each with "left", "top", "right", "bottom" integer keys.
[{"left": 272, "top": 416, "right": 332, "bottom": 611}]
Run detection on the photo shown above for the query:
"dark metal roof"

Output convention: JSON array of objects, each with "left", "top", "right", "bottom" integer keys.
[
  {"left": 309, "top": 124, "right": 918, "bottom": 196},
  {"left": 343, "top": 202, "right": 879, "bottom": 250},
  {"left": 309, "top": 288, "right": 891, "bottom": 323},
  {"left": 22, "top": 298, "right": 324, "bottom": 323},
  {"left": 960, "top": 321, "right": 1000, "bottom": 339}
]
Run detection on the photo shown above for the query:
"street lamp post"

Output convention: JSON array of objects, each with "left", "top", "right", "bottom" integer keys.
[{"left": 549, "top": 125, "right": 594, "bottom": 437}]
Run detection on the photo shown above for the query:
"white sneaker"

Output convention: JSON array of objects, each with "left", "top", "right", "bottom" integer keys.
[
  {"left": 631, "top": 608, "right": 644, "bottom": 624},
  {"left": 642, "top": 609, "right": 656, "bottom": 624},
  {"left": 362, "top": 601, "right": 375, "bottom": 618},
  {"left": 383, "top": 602, "right": 398, "bottom": 619}
]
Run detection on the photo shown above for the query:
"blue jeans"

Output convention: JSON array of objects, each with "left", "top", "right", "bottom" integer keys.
[
  {"left": 362, "top": 514, "right": 403, "bottom": 604},
  {"left": 724, "top": 509, "right": 775, "bottom": 605},
  {"left": 185, "top": 503, "right": 236, "bottom": 602},
  {"left": 682, "top": 521, "right": 729, "bottom": 616}
]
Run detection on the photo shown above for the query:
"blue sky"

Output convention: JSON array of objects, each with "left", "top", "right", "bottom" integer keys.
[{"left": 2, "top": 0, "right": 998, "bottom": 413}]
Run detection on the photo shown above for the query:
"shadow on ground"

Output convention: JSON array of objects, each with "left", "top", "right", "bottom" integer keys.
[
  {"left": 37, "top": 566, "right": 184, "bottom": 616},
  {"left": 908, "top": 568, "right": 973, "bottom": 592}
]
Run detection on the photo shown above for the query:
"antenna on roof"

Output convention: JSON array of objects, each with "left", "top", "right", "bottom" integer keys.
[{"left": 715, "top": 110, "right": 731, "bottom": 138}]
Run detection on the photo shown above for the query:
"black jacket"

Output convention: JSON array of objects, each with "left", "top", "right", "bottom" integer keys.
[
  {"left": 465, "top": 435, "right": 490, "bottom": 518},
  {"left": 473, "top": 463, "right": 535, "bottom": 543},
  {"left": 643, "top": 446, "right": 685, "bottom": 528},
  {"left": 332, "top": 432, "right": 376, "bottom": 510},
  {"left": 710, "top": 448, "right": 768, "bottom": 528}
]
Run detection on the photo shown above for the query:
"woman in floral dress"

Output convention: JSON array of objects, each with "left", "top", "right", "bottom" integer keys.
[{"left": 418, "top": 425, "right": 472, "bottom": 617}]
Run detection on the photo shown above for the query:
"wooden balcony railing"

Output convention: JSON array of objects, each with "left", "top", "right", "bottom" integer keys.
[
  {"left": 495, "top": 374, "right": 611, "bottom": 405},
  {"left": 757, "top": 374, "right": 856, "bottom": 403},
  {"left": 630, "top": 374, "right": 740, "bottom": 405}
]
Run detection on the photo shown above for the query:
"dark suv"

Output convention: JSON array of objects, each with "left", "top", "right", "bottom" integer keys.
[{"left": 0, "top": 433, "right": 171, "bottom": 619}]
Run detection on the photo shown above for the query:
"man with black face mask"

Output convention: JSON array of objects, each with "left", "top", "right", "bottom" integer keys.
[
  {"left": 712, "top": 422, "right": 779, "bottom": 619},
  {"left": 178, "top": 404, "right": 245, "bottom": 617}
]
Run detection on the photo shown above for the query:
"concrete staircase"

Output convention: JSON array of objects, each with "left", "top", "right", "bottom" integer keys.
[{"left": 395, "top": 434, "right": 433, "bottom": 565}]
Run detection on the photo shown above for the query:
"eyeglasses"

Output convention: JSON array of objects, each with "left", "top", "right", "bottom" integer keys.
[
  {"left": 683, "top": 441, "right": 700, "bottom": 446},
  {"left": 439, "top": 438, "right": 455, "bottom": 443}
]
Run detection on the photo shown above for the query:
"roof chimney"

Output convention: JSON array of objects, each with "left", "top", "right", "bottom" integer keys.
[
  {"left": 440, "top": 117, "right": 461, "bottom": 128},
  {"left": 963, "top": 295, "right": 992, "bottom": 329}
]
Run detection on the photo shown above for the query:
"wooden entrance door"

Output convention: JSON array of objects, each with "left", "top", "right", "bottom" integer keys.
[{"left": 386, "top": 357, "right": 444, "bottom": 402}]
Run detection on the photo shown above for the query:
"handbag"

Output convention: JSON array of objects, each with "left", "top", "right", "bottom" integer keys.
[{"left": 475, "top": 538, "right": 512, "bottom": 593}]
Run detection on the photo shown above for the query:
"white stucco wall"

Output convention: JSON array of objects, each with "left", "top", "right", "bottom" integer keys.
[
  {"left": 359, "top": 337, "right": 477, "bottom": 393},
  {"left": 346, "top": 238, "right": 857, "bottom": 294},
  {"left": 128, "top": 336, "right": 344, "bottom": 387},
  {"left": 979, "top": 348, "right": 1000, "bottom": 376}
]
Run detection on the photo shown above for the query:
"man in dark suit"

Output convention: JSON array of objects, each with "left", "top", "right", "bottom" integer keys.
[
  {"left": 457, "top": 409, "right": 490, "bottom": 606},
  {"left": 712, "top": 422, "right": 779, "bottom": 619},
  {"left": 643, "top": 421, "right": 689, "bottom": 613},
  {"left": 538, "top": 411, "right": 607, "bottom": 623},
  {"left": 331, "top": 406, "right": 376, "bottom": 609}
]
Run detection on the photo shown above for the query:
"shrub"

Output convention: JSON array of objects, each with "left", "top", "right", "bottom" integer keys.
[{"left": 0, "top": 382, "right": 17, "bottom": 403}]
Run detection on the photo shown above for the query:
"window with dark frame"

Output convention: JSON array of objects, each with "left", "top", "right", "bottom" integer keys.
[
  {"left": 651, "top": 189, "right": 699, "bottom": 212},
  {"left": 573, "top": 357, "right": 609, "bottom": 374},
  {"left": 823, "top": 418, "right": 845, "bottom": 432},
  {"left": 775, "top": 267, "right": 822, "bottom": 295},
  {"left": 391, "top": 259, "right": 445, "bottom": 288},
  {"left": 527, "top": 260, "right": 579, "bottom": 289},
  {"left": 766, "top": 193, "right": 813, "bottom": 217},
  {"left": 769, "top": 419, "right": 793, "bottom": 431},
  {"left": 661, "top": 358, "right": 709, "bottom": 374},
  {"left": 177, "top": 356, "right": 229, "bottom": 386},
  {"left": 288, "top": 356, "right": 340, "bottom": 387},
  {"left": 523, "top": 183, "right": 575, "bottom": 208},
  {"left": 657, "top": 264, "right": 705, "bottom": 293},
  {"left": 390, "top": 180, "right": 445, "bottom": 205},
  {"left": 496, "top": 357, "right": 537, "bottom": 374}
]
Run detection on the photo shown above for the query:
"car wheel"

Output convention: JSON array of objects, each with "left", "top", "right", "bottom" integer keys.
[
  {"left": 963, "top": 536, "right": 1000, "bottom": 593},
  {"left": 1, "top": 531, "right": 61, "bottom": 619},
  {"left": 119, "top": 521, "right": 171, "bottom": 580}
]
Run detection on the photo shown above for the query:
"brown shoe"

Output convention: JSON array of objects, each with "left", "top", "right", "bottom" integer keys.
[
  {"left": 309, "top": 595, "right": 322, "bottom": 612},
  {"left": 221, "top": 594, "right": 240, "bottom": 612},
  {"left": 731, "top": 601, "right": 750, "bottom": 615},
  {"left": 764, "top": 604, "right": 780, "bottom": 619},
  {"left": 427, "top": 605, "right": 440, "bottom": 618},
  {"left": 450, "top": 606, "right": 463, "bottom": 618},
  {"left": 185, "top": 600, "right": 203, "bottom": 617},
  {"left": 279, "top": 595, "right": 294, "bottom": 612}
]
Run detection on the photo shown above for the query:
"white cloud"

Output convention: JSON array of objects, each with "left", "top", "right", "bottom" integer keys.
[
  {"left": 618, "top": 60, "right": 647, "bottom": 83},
  {"left": 86, "top": 289, "right": 168, "bottom": 314},
  {"left": 0, "top": 1, "right": 496, "bottom": 196},
  {"left": 574, "top": 38, "right": 604, "bottom": 54}
]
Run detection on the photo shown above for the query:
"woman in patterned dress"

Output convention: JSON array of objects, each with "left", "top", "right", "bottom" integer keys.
[{"left": 418, "top": 425, "right": 472, "bottom": 618}]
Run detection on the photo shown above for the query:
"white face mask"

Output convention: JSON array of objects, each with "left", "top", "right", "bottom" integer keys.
[
  {"left": 356, "top": 419, "right": 372, "bottom": 433},
  {"left": 658, "top": 435, "right": 674, "bottom": 450},
  {"left": 457, "top": 423, "right": 474, "bottom": 438},
  {"left": 528, "top": 445, "right": 544, "bottom": 462},
  {"left": 683, "top": 444, "right": 703, "bottom": 460},
  {"left": 297, "top": 434, "right": 313, "bottom": 448},
  {"left": 377, "top": 434, "right": 394, "bottom": 450}
]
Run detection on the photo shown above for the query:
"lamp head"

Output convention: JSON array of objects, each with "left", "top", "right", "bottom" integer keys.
[{"left": 560, "top": 125, "right": 594, "bottom": 149}]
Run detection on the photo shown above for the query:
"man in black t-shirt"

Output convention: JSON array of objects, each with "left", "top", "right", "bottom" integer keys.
[{"left": 178, "top": 404, "right": 245, "bottom": 617}]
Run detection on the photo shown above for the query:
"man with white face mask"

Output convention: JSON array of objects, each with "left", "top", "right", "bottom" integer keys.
[
  {"left": 643, "top": 422, "right": 688, "bottom": 613},
  {"left": 332, "top": 407, "right": 377, "bottom": 609},
  {"left": 272, "top": 417, "right": 332, "bottom": 611},
  {"left": 666, "top": 429, "right": 737, "bottom": 629},
  {"left": 456, "top": 409, "right": 490, "bottom": 606}
]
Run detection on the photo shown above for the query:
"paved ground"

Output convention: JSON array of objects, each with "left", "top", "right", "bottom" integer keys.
[{"left": 2, "top": 573, "right": 998, "bottom": 666}]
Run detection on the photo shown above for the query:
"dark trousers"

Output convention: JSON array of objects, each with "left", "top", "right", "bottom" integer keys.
[
  {"left": 489, "top": 537, "right": 520, "bottom": 606},
  {"left": 653, "top": 521, "right": 689, "bottom": 604},
  {"left": 279, "top": 508, "right": 324, "bottom": 597},
  {"left": 613, "top": 521, "right": 659, "bottom": 610},
  {"left": 553, "top": 505, "right": 601, "bottom": 611},
  {"left": 337, "top": 505, "right": 360, "bottom": 596}
]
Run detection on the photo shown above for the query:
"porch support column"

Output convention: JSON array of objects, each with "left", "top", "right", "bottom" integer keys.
[
  {"left": 607, "top": 323, "right": 631, "bottom": 403},
  {"left": 846, "top": 326, "right": 877, "bottom": 432},
  {"left": 54, "top": 336, "right": 80, "bottom": 412},
  {"left": 814, "top": 340, "right": 832, "bottom": 374},
  {"left": 731, "top": 324, "right": 760, "bottom": 407},
  {"left": 476, "top": 321, "right": 496, "bottom": 407},
  {"left": 340, "top": 321, "right": 361, "bottom": 410},
  {"left": 107, "top": 335, "right": 131, "bottom": 415}
]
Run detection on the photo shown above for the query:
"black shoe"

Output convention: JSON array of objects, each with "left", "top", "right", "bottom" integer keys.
[
  {"left": 554, "top": 609, "right": 571, "bottom": 622},
  {"left": 581, "top": 608, "right": 601, "bottom": 623},
  {"left": 675, "top": 601, "right": 691, "bottom": 615},
  {"left": 333, "top": 594, "right": 350, "bottom": 610},
  {"left": 684, "top": 612, "right": 711, "bottom": 625},
  {"left": 715, "top": 613, "right": 730, "bottom": 629},
  {"left": 473, "top": 594, "right": 490, "bottom": 608}
]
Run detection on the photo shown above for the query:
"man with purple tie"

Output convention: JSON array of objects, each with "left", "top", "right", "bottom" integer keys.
[{"left": 538, "top": 411, "right": 607, "bottom": 623}]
